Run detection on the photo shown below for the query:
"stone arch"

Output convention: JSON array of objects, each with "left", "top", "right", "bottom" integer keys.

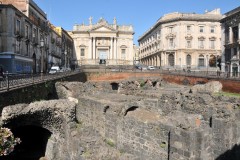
[
  {"left": 124, "top": 106, "right": 139, "bottom": 116},
  {"left": 2, "top": 125, "right": 52, "bottom": 160},
  {"left": 111, "top": 82, "right": 119, "bottom": 90},
  {"left": 1, "top": 100, "right": 77, "bottom": 160}
]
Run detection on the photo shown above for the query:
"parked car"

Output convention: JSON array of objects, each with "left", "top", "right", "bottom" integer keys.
[
  {"left": 49, "top": 66, "right": 60, "bottom": 74},
  {"left": 137, "top": 65, "right": 147, "bottom": 70},
  {"left": 59, "top": 67, "right": 71, "bottom": 72},
  {"left": 147, "top": 66, "right": 156, "bottom": 70}
]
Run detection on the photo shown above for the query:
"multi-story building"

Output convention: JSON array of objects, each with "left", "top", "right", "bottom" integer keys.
[
  {"left": 55, "top": 27, "right": 74, "bottom": 69},
  {"left": 220, "top": 6, "right": 240, "bottom": 77},
  {"left": 48, "top": 23, "right": 62, "bottom": 68},
  {"left": 0, "top": 0, "right": 74, "bottom": 73},
  {"left": 138, "top": 9, "right": 222, "bottom": 71},
  {"left": 70, "top": 17, "right": 134, "bottom": 66},
  {"left": 0, "top": 0, "right": 49, "bottom": 73}
]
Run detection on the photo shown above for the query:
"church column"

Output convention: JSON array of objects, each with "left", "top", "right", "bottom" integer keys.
[
  {"left": 114, "top": 38, "right": 117, "bottom": 62},
  {"left": 221, "top": 24, "right": 226, "bottom": 72},
  {"left": 110, "top": 37, "right": 113, "bottom": 60},
  {"left": 238, "top": 23, "right": 240, "bottom": 41},
  {"left": 89, "top": 37, "right": 92, "bottom": 59},
  {"left": 93, "top": 37, "right": 96, "bottom": 59},
  {"left": 229, "top": 27, "right": 233, "bottom": 43}
]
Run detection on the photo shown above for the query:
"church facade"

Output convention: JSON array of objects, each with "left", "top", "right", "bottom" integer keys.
[{"left": 70, "top": 17, "right": 134, "bottom": 66}]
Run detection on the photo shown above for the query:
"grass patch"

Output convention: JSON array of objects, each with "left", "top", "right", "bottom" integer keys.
[
  {"left": 104, "top": 138, "right": 115, "bottom": 147},
  {"left": 82, "top": 150, "right": 91, "bottom": 158},
  {"left": 214, "top": 92, "right": 240, "bottom": 98}
]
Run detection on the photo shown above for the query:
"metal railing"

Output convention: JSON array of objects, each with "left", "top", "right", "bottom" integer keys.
[
  {"left": 0, "top": 70, "right": 80, "bottom": 92},
  {"left": 81, "top": 65, "right": 240, "bottom": 80},
  {"left": 1, "top": 66, "right": 239, "bottom": 93}
]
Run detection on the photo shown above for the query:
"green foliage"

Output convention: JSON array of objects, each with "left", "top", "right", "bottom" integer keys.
[
  {"left": 0, "top": 127, "right": 21, "bottom": 156},
  {"left": 104, "top": 138, "right": 115, "bottom": 147},
  {"left": 82, "top": 150, "right": 91, "bottom": 158},
  {"left": 214, "top": 92, "right": 240, "bottom": 98},
  {"left": 76, "top": 121, "right": 83, "bottom": 129},
  {"left": 140, "top": 80, "right": 145, "bottom": 87},
  {"left": 160, "top": 142, "right": 167, "bottom": 148}
]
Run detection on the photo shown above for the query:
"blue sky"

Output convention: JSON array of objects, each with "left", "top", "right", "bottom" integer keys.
[{"left": 34, "top": 0, "right": 239, "bottom": 45}]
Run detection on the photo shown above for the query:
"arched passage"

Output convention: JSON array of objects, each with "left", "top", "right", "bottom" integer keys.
[{"left": 2, "top": 125, "right": 52, "bottom": 160}]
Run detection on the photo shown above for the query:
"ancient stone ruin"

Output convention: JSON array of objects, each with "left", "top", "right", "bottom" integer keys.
[{"left": 1, "top": 78, "right": 240, "bottom": 160}]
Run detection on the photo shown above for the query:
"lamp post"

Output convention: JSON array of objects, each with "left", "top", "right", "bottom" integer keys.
[
  {"left": 40, "top": 38, "right": 44, "bottom": 79},
  {"left": 64, "top": 50, "right": 67, "bottom": 68},
  {"left": 179, "top": 58, "right": 181, "bottom": 69},
  {"left": 206, "top": 55, "right": 209, "bottom": 76}
]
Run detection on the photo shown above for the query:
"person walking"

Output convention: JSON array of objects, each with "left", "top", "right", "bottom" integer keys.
[{"left": 0, "top": 67, "right": 4, "bottom": 80}]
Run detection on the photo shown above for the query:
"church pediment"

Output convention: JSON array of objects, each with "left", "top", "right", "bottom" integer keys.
[{"left": 92, "top": 26, "right": 115, "bottom": 32}]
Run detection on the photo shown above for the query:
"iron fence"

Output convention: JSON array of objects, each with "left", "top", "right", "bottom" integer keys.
[
  {"left": 0, "top": 71, "right": 80, "bottom": 92},
  {"left": 1, "top": 66, "right": 239, "bottom": 92}
]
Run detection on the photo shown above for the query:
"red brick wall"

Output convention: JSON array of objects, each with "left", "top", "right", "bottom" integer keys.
[{"left": 85, "top": 72, "right": 240, "bottom": 93}]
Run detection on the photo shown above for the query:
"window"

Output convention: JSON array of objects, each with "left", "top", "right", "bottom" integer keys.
[
  {"left": 16, "top": 40, "right": 20, "bottom": 54},
  {"left": 15, "top": 19, "right": 20, "bottom": 34},
  {"left": 234, "top": 48, "right": 237, "bottom": 56},
  {"left": 25, "top": 25, "right": 29, "bottom": 38},
  {"left": 121, "top": 49, "right": 126, "bottom": 59},
  {"left": 187, "top": 40, "right": 191, "bottom": 48},
  {"left": 210, "top": 26, "right": 215, "bottom": 33},
  {"left": 186, "top": 54, "right": 191, "bottom": 66},
  {"left": 169, "top": 38, "right": 174, "bottom": 47},
  {"left": 199, "top": 26, "right": 204, "bottom": 33},
  {"left": 187, "top": 26, "right": 191, "bottom": 32},
  {"left": 168, "top": 53, "right": 174, "bottom": 66},
  {"left": 233, "top": 26, "right": 238, "bottom": 42},
  {"left": 225, "top": 28, "right": 229, "bottom": 43},
  {"left": 80, "top": 48, "right": 85, "bottom": 56},
  {"left": 157, "top": 30, "right": 161, "bottom": 39},
  {"left": 198, "top": 55, "right": 205, "bottom": 67},
  {"left": 198, "top": 39, "right": 204, "bottom": 48},
  {"left": 210, "top": 40, "right": 215, "bottom": 49},
  {"left": 169, "top": 27, "right": 173, "bottom": 33},
  {"left": 26, "top": 43, "right": 29, "bottom": 56}
]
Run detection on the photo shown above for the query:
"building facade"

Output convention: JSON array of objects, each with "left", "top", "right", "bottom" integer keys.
[
  {"left": 70, "top": 17, "right": 134, "bottom": 66},
  {"left": 220, "top": 6, "right": 240, "bottom": 77},
  {"left": 138, "top": 9, "right": 222, "bottom": 71},
  {"left": 0, "top": 0, "right": 49, "bottom": 73},
  {"left": 48, "top": 23, "right": 62, "bottom": 68},
  {"left": 0, "top": 0, "right": 74, "bottom": 73},
  {"left": 0, "top": 4, "right": 49, "bottom": 73},
  {"left": 55, "top": 27, "right": 74, "bottom": 69}
]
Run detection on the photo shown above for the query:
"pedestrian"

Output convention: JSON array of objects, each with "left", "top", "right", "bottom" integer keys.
[
  {"left": 0, "top": 67, "right": 4, "bottom": 80},
  {"left": 0, "top": 67, "right": 3, "bottom": 77},
  {"left": 217, "top": 67, "right": 220, "bottom": 77}
]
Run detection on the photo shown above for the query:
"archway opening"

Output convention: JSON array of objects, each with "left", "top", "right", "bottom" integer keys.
[
  {"left": 111, "top": 82, "right": 119, "bottom": 90},
  {"left": 2, "top": 125, "right": 52, "bottom": 160}
]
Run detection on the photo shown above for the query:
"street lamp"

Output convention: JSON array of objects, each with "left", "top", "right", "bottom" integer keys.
[
  {"left": 64, "top": 50, "right": 67, "bottom": 68},
  {"left": 40, "top": 38, "right": 44, "bottom": 78},
  {"left": 206, "top": 55, "right": 209, "bottom": 76},
  {"left": 179, "top": 58, "right": 181, "bottom": 69}
]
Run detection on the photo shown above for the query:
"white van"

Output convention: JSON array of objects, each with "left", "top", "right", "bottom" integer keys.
[{"left": 49, "top": 66, "right": 60, "bottom": 74}]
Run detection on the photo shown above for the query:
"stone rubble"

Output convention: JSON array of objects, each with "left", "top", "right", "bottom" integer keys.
[{"left": 1, "top": 78, "right": 240, "bottom": 160}]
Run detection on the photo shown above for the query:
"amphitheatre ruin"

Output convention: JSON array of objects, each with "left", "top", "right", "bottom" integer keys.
[{"left": 1, "top": 72, "right": 240, "bottom": 160}]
